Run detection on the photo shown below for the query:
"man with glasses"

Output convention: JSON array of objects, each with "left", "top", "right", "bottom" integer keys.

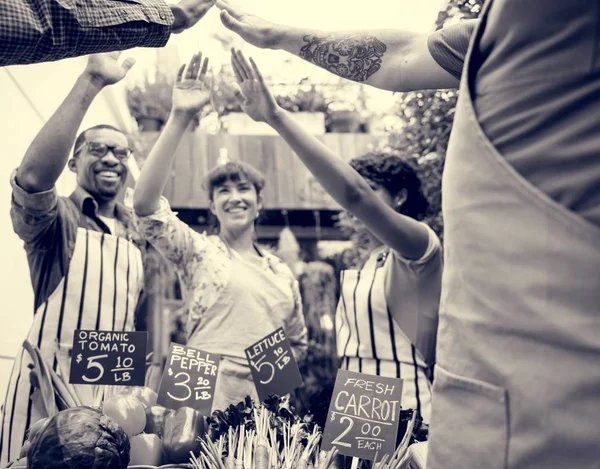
[{"left": 0, "top": 51, "right": 147, "bottom": 464}]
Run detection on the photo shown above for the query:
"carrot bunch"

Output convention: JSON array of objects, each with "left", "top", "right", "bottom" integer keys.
[
  {"left": 373, "top": 411, "right": 417, "bottom": 469},
  {"left": 191, "top": 402, "right": 339, "bottom": 469}
]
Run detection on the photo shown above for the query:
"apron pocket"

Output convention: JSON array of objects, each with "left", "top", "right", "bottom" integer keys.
[{"left": 428, "top": 365, "right": 508, "bottom": 469}]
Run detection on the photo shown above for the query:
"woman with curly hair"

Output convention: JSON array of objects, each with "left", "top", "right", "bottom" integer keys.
[{"left": 230, "top": 49, "right": 442, "bottom": 422}]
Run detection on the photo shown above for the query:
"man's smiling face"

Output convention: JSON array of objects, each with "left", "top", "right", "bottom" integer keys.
[{"left": 70, "top": 128, "right": 130, "bottom": 201}]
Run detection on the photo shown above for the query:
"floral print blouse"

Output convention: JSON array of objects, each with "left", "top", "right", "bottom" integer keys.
[{"left": 131, "top": 196, "right": 307, "bottom": 359}]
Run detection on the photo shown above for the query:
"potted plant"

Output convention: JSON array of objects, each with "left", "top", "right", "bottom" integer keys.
[
  {"left": 326, "top": 100, "right": 361, "bottom": 133},
  {"left": 126, "top": 71, "right": 174, "bottom": 132}
]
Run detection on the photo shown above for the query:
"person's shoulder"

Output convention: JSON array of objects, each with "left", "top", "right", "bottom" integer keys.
[{"left": 390, "top": 222, "right": 441, "bottom": 267}]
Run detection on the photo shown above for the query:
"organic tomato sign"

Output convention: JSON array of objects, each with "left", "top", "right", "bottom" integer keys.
[
  {"left": 69, "top": 330, "right": 147, "bottom": 386},
  {"left": 245, "top": 328, "right": 303, "bottom": 401},
  {"left": 157, "top": 343, "right": 220, "bottom": 414},
  {"left": 321, "top": 370, "right": 403, "bottom": 462}
]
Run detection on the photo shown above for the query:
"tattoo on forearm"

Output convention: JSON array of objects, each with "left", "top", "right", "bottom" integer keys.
[{"left": 299, "top": 34, "right": 387, "bottom": 82}]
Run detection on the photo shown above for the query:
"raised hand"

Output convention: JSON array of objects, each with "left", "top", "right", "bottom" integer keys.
[
  {"left": 230, "top": 49, "right": 280, "bottom": 124},
  {"left": 84, "top": 52, "right": 136, "bottom": 87},
  {"left": 172, "top": 52, "right": 211, "bottom": 117},
  {"left": 171, "top": 0, "right": 216, "bottom": 34},
  {"left": 217, "top": 0, "right": 283, "bottom": 49}
]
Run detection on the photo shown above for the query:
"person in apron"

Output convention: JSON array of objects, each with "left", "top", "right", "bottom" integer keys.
[
  {"left": 426, "top": 2, "right": 600, "bottom": 468},
  {"left": 218, "top": 1, "right": 600, "bottom": 465},
  {"left": 228, "top": 50, "right": 443, "bottom": 423},
  {"left": 132, "top": 53, "right": 308, "bottom": 412},
  {"left": 0, "top": 52, "right": 145, "bottom": 464}
]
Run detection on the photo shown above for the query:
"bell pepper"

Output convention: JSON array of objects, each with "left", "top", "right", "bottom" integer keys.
[
  {"left": 129, "top": 433, "right": 163, "bottom": 466},
  {"left": 102, "top": 394, "right": 146, "bottom": 437},
  {"left": 120, "top": 386, "right": 159, "bottom": 408},
  {"left": 144, "top": 405, "right": 173, "bottom": 437},
  {"left": 162, "top": 407, "right": 205, "bottom": 463}
]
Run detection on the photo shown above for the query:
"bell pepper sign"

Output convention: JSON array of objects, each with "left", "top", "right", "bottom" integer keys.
[
  {"left": 321, "top": 370, "right": 403, "bottom": 462},
  {"left": 69, "top": 329, "right": 148, "bottom": 386},
  {"left": 157, "top": 343, "right": 220, "bottom": 415},
  {"left": 245, "top": 327, "right": 303, "bottom": 402}
]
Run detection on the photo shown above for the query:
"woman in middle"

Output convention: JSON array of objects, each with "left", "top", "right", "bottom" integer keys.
[{"left": 132, "top": 53, "right": 308, "bottom": 412}]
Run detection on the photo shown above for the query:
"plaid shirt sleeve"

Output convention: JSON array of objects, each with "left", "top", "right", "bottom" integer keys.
[{"left": 0, "top": 0, "right": 174, "bottom": 66}]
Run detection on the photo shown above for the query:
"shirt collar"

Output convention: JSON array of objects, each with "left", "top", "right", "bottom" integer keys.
[{"left": 70, "top": 186, "right": 131, "bottom": 225}]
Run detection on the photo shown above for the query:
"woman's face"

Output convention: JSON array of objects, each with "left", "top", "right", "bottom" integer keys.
[{"left": 210, "top": 177, "right": 262, "bottom": 234}]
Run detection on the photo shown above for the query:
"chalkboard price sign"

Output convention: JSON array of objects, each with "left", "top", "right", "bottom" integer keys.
[
  {"left": 321, "top": 370, "right": 403, "bottom": 462},
  {"left": 157, "top": 343, "right": 221, "bottom": 414},
  {"left": 245, "top": 328, "right": 303, "bottom": 401},
  {"left": 69, "top": 330, "right": 148, "bottom": 386}
]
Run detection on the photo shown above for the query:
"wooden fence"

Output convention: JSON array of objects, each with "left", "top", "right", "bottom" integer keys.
[{"left": 132, "top": 132, "right": 381, "bottom": 210}]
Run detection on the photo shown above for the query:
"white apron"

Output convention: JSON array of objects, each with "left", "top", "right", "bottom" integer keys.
[
  {"left": 336, "top": 249, "right": 432, "bottom": 423},
  {"left": 186, "top": 249, "right": 296, "bottom": 413},
  {"left": 0, "top": 227, "right": 144, "bottom": 463},
  {"left": 427, "top": 5, "right": 600, "bottom": 468}
]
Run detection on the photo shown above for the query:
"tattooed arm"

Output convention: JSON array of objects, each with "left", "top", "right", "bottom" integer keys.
[
  {"left": 298, "top": 31, "right": 460, "bottom": 91},
  {"left": 216, "top": 0, "right": 461, "bottom": 91}
]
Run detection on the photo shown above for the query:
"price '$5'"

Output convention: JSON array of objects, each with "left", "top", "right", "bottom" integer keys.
[
  {"left": 245, "top": 328, "right": 303, "bottom": 402},
  {"left": 69, "top": 330, "right": 147, "bottom": 387}
]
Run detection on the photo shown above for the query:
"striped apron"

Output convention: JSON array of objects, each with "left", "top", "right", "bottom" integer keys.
[
  {"left": 427, "top": 3, "right": 600, "bottom": 467},
  {"left": 336, "top": 249, "right": 432, "bottom": 423},
  {"left": 0, "top": 227, "right": 144, "bottom": 463}
]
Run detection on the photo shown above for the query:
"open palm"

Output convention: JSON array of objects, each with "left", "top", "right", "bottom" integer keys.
[
  {"left": 172, "top": 52, "right": 211, "bottom": 116},
  {"left": 85, "top": 52, "right": 135, "bottom": 86},
  {"left": 217, "top": 0, "right": 281, "bottom": 49},
  {"left": 230, "top": 49, "right": 279, "bottom": 123}
]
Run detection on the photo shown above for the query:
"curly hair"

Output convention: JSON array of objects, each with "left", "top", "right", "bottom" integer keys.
[{"left": 349, "top": 152, "right": 429, "bottom": 220}]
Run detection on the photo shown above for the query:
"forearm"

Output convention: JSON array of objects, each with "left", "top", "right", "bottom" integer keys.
[
  {"left": 133, "top": 113, "right": 193, "bottom": 216},
  {"left": 270, "top": 110, "right": 428, "bottom": 258},
  {"left": 0, "top": 0, "right": 173, "bottom": 67},
  {"left": 270, "top": 26, "right": 459, "bottom": 92},
  {"left": 16, "top": 73, "right": 104, "bottom": 192},
  {"left": 270, "top": 110, "right": 373, "bottom": 211},
  {"left": 272, "top": 27, "right": 420, "bottom": 92}
]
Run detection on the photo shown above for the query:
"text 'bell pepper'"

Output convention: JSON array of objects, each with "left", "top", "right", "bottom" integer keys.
[
  {"left": 144, "top": 405, "right": 173, "bottom": 437},
  {"left": 162, "top": 407, "right": 205, "bottom": 463}
]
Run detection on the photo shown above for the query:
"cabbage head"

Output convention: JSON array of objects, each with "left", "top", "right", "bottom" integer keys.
[{"left": 27, "top": 406, "right": 130, "bottom": 469}]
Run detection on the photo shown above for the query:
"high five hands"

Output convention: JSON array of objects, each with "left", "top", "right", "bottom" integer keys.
[
  {"left": 84, "top": 52, "right": 136, "bottom": 88},
  {"left": 216, "top": 0, "right": 282, "bottom": 49},
  {"left": 172, "top": 0, "right": 217, "bottom": 34},
  {"left": 172, "top": 52, "right": 211, "bottom": 118},
  {"left": 230, "top": 49, "right": 283, "bottom": 124}
]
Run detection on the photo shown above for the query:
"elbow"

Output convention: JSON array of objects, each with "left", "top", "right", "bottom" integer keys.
[
  {"left": 15, "top": 170, "right": 50, "bottom": 193},
  {"left": 132, "top": 190, "right": 153, "bottom": 217}
]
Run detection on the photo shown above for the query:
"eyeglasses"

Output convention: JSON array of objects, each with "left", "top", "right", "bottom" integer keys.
[{"left": 74, "top": 141, "right": 132, "bottom": 160}]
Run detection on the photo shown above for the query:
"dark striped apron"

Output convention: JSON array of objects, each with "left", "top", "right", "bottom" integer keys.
[
  {"left": 0, "top": 227, "right": 144, "bottom": 463},
  {"left": 336, "top": 251, "right": 432, "bottom": 422}
]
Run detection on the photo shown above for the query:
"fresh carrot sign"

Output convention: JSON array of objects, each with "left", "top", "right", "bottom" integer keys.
[
  {"left": 245, "top": 328, "right": 303, "bottom": 401},
  {"left": 321, "top": 370, "right": 403, "bottom": 462}
]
